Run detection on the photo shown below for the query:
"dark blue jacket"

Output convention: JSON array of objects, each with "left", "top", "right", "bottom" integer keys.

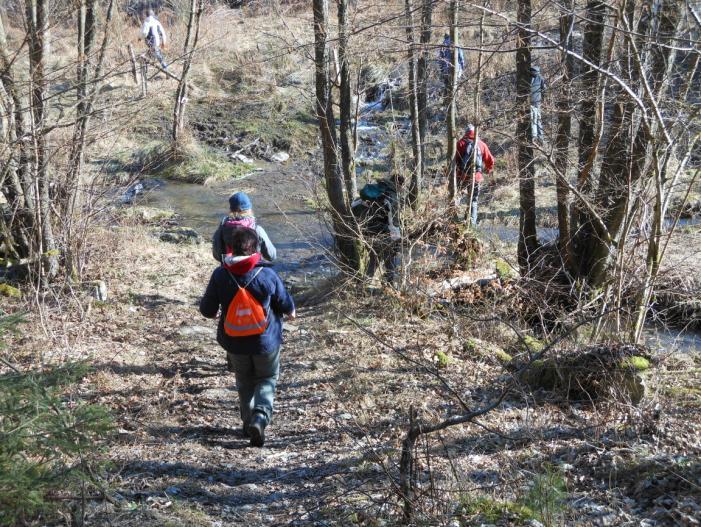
[{"left": 199, "top": 264, "right": 294, "bottom": 355}]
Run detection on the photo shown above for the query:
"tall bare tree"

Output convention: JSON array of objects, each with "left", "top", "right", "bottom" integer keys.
[
  {"left": 516, "top": 0, "right": 537, "bottom": 273},
  {"left": 416, "top": 0, "right": 433, "bottom": 172},
  {"left": 405, "top": 0, "right": 422, "bottom": 208},
  {"left": 554, "top": 0, "right": 575, "bottom": 272},
  {"left": 313, "top": 0, "right": 361, "bottom": 271},
  {"left": 446, "top": 0, "right": 459, "bottom": 206},
  {"left": 338, "top": 0, "right": 357, "bottom": 204},
  {"left": 26, "top": 0, "right": 57, "bottom": 279},
  {"left": 173, "top": 0, "right": 204, "bottom": 143},
  {"left": 64, "top": 0, "right": 115, "bottom": 277}
]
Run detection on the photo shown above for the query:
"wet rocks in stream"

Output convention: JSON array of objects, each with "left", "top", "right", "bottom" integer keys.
[{"left": 158, "top": 227, "right": 203, "bottom": 244}]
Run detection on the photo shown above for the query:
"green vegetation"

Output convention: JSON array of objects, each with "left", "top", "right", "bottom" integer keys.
[
  {"left": 522, "top": 464, "right": 568, "bottom": 526},
  {"left": 119, "top": 140, "right": 251, "bottom": 184},
  {"left": 463, "top": 338, "right": 477, "bottom": 354},
  {"left": 494, "top": 349, "right": 514, "bottom": 364},
  {"left": 0, "top": 283, "right": 21, "bottom": 298},
  {"left": 458, "top": 495, "right": 536, "bottom": 524},
  {"left": 435, "top": 350, "right": 450, "bottom": 369},
  {"left": 495, "top": 258, "right": 515, "bottom": 281},
  {"left": 0, "top": 314, "right": 112, "bottom": 526},
  {"left": 523, "top": 335, "right": 545, "bottom": 353},
  {"left": 163, "top": 141, "right": 250, "bottom": 184},
  {"left": 620, "top": 356, "right": 651, "bottom": 371}
]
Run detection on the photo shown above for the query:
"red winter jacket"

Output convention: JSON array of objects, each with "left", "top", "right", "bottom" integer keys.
[{"left": 454, "top": 130, "right": 495, "bottom": 184}]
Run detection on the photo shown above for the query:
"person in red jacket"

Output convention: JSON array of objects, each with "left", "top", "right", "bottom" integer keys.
[{"left": 454, "top": 124, "right": 495, "bottom": 225}]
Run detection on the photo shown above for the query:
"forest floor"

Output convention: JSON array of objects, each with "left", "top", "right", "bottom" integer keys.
[
  {"left": 2, "top": 3, "right": 701, "bottom": 526},
  {"left": 7, "top": 164, "right": 700, "bottom": 526}
]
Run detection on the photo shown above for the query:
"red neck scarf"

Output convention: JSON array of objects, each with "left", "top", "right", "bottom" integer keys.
[{"left": 223, "top": 253, "right": 261, "bottom": 275}]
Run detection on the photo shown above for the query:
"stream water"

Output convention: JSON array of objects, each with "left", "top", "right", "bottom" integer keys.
[
  {"left": 132, "top": 87, "right": 700, "bottom": 354},
  {"left": 142, "top": 169, "right": 334, "bottom": 281}
]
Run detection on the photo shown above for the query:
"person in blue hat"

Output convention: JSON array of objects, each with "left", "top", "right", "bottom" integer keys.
[{"left": 212, "top": 192, "right": 277, "bottom": 263}]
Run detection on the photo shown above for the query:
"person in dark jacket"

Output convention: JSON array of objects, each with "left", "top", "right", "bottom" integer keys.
[
  {"left": 212, "top": 191, "right": 276, "bottom": 263},
  {"left": 529, "top": 66, "right": 546, "bottom": 142},
  {"left": 351, "top": 176, "right": 403, "bottom": 283},
  {"left": 200, "top": 227, "right": 295, "bottom": 447},
  {"left": 438, "top": 33, "right": 465, "bottom": 96}
]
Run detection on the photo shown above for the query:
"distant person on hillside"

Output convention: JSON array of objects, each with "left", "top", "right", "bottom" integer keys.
[
  {"left": 141, "top": 9, "right": 168, "bottom": 70},
  {"left": 530, "top": 66, "right": 546, "bottom": 142},
  {"left": 454, "top": 124, "right": 495, "bottom": 225},
  {"left": 438, "top": 33, "right": 465, "bottom": 96},
  {"left": 200, "top": 227, "right": 295, "bottom": 447},
  {"left": 212, "top": 192, "right": 277, "bottom": 263}
]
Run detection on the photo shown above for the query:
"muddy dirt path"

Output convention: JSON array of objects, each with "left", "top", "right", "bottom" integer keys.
[{"left": 87, "top": 167, "right": 391, "bottom": 526}]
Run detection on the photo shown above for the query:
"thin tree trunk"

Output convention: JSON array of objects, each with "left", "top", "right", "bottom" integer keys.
[
  {"left": 0, "top": 15, "right": 33, "bottom": 257},
  {"left": 63, "top": 0, "right": 115, "bottom": 279},
  {"left": 446, "top": 0, "right": 459, "bottom": 206},
  {"left": 416, "top": 0, "right": 433, "bottom": 173},
  {"left": 574, "top": 0, "right": 605, "bottom": 203},
  {"left": 399, "top": 407, "right": 418, "bottom": 522},
  {"left": 173, "top": 0, "right": 203, "bottom": 143},
  {"left": 405, "top": 0, "right": 422, "bottom": 209},
  {"left": 27, "top": 0, "right": 58, "bottom": 279},
  {"left": 516, "top": 0, "right": 537, "bottom": 273},
  {"left": 466, "top": 5, "right": 485, "bottom": 224},
  {"left": 555, "top": 0, "right": 574, "bottom": 273},
  {"left": 338, "top": 0, "right": 356, "bottom": 205}
]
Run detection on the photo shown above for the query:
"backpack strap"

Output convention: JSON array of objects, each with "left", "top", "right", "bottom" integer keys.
[{"left": 226, "top": 267, "right": 263, "bottom": 291}]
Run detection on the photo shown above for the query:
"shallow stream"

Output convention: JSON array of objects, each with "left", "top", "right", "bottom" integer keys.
[
  {"left": 137, "top": 91, "right": 700, "bottom": 354},
  {"left": 142, "top": 167, "right": 334, "bottom": 281}
]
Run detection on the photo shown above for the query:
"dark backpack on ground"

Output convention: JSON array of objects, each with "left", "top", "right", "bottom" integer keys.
[{"left": 352, "top": 180, "right": 398, "bottom": 235}]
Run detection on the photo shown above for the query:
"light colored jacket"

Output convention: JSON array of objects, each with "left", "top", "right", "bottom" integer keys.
[
  {"left": 142, "top": 16, "right": 167, "bottom": 47},
  {"left": 212, "top": 218, "right": 277, "bottom": 262}
]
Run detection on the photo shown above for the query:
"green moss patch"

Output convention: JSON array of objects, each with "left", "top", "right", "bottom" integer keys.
[
  {"left": 495, "top": 258, "right": 515, "bottom": 281},
  {"left": 435, "top": 350, "right": 450, "bottom": 369},
  {"left": 458, "top": 496, "right": 536, "bottom": 523},
  {"left": 523, "top": 335, "right": 544, "bottom": 353},
  {"left": 494, "top": 349, "right": 514, "bottom": 364},
  {"left": 619, "top": 356, "right": 651, "bottom": 371},
  {"left": 0, "top": 283, "right": 21, "bottom": 299}
]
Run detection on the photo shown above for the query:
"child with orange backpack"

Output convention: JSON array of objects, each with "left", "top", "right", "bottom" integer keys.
[{"left": 200, "top": 227, "right": 295, "bottom": 447}]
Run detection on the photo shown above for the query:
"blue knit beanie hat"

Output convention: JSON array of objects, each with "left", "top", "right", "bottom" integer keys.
[{"left": 229, "top": 191, "right": 252, "bottom": 212}]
